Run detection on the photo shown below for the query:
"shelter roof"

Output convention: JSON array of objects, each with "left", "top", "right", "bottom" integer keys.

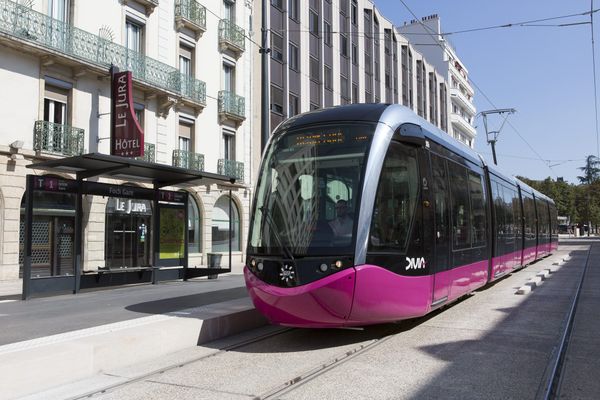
[{"left": 27, "top": 153, "right": 244, "bottom": 189}]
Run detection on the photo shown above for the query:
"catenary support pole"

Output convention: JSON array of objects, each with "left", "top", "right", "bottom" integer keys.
[{"left": 260, "top": 0, "right": 270, "bottom": 151}]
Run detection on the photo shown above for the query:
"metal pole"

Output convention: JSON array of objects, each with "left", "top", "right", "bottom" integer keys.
[
  {"left": 183, "top": 192, "right": 189, "bottom": 281},
  {"left": 229, "top": 190, "right": 232, "bottom": 272},
  {"left": 73, "top": 181, "right": 83, "bottom": 294},
  {"left": 260, "top": 0, "right": 270, "bottom": 151},
  {"left": 490, "top": 139, "right": 498, "bottom": 165},
  {"left": 152, "top": 187, "right": 160, "bottom": 284},
  {"left": 22, "top": 175, "right": 34, "bottom": 300}
]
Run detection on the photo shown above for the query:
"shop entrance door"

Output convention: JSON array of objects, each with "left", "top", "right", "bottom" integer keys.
[{"left": 106, "top": 198, "right": 152, "bottom": 269}]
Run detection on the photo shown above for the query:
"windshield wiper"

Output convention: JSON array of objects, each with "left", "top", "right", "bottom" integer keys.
[{"left": 259, "top": 206, "right": 295, "bottom": 261}]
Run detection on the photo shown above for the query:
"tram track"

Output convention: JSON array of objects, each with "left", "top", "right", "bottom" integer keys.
[
  {"left": 253, "top": 319, "right": 428, "bottom": 400},
  {"left": 67, "top": 327, "right": 294, "bottom": 400},
  {"left": 537, "top": 244, "right": 593, "bottom": 400}
]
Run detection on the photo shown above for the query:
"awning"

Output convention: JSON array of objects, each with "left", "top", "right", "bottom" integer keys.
[{"left": 27, "top": 153, "right": 245, "bottom": 189}]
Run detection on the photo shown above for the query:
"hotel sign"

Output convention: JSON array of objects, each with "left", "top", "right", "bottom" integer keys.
[{"left": 111, "top": 71, "right": 144, "bottom": 157}]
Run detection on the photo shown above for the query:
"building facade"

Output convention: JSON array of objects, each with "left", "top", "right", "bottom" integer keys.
[
  {"left": 0, "top": 0, "right": 254, "bottom": 280},
  {"left": 254, "top": 1, "right": 475, "bottom": 155},
  {"left": 397, "top": 14, "right": 477, "bottom": 148}
]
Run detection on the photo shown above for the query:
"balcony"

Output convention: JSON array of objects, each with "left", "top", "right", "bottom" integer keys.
[
  {"left": 0, "top": 0, "right": 205, "bottom": 112},
  {"left": 172, "top": 150, "right": 204, "bottom": 171},
  {"left": 175, "top": 0, "right": 206, "bottom": 38},
  {"left": 450, "top": 87, "right": 476, "bottom": 116},
  {"left": 122, "top": 0, "right": 158, "bottom": 15},
  {"left": 136, "top": 143, "right": 155, "bottom": 163},
  {"left": 218, "top": 159, "right": 244, "bottom": 181},
  {"left": 450, "top": 113, "right": 476, "bottom": 138},
  {"left": 33, "top": 120, "right": 84, "bottom": 156},
  {"left": 177, "top": 72, "right": 206, "bottom": 109},
  {"left": 218, "top": 90, "right": 245, "bottom": 125},
  {"left": 218, "top": 19, "right": 245, "bottom": 57}
]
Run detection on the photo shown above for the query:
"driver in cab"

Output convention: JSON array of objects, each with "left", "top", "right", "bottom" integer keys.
[{"left": 329, "top": 200, "right": 353, "bottom": 237}]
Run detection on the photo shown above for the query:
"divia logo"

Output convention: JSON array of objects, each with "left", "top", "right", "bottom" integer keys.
[{"left": 405, "top": 257, "right": 426, "bottom": 270}]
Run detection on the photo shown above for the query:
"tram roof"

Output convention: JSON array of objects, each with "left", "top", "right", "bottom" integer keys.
[{"left": 27, "top": 153, "right": 244, "bottom": 189}]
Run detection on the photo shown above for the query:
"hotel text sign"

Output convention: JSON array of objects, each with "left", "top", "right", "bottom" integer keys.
[{"left": 111, "top": 71, "right": 144, "bottom": 157}]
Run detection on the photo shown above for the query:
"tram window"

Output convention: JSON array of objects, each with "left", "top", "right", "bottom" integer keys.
[
  {"left": 502, "top": 186, "right": 515, "bottom": 244},
  {"left": 468, "top": 171, "right": 486, "bottom": 248},
  {"left": 449, "top": 163, "right": 471, "bottom": 249},
  {"left": 492, "top": 182, "right": 504, "bottom": 252},
  {"left": 512, "top": 192, "right": 522, "bottom": 239},
  {"left": 369, "top": 142, "right": 419, "bottom": 252}
]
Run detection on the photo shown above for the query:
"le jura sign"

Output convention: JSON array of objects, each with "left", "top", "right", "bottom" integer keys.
[{"left": 111, "top": 71, "right": 144, "bottom": 157}]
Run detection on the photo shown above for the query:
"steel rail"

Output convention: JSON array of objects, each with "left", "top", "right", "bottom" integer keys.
[
  {"left": 67, "top": 327, "right": 293, "bottom": 399},
  {"left": 538, "top": 245, "right": 592, "bottom": 400}
]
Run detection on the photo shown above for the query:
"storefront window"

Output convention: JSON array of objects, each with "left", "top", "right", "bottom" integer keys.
[
  {"left": 188, "top": 196, "right": 202, "bottom": 253},
  {"left": 212, "top": 196, "right": 240, "bottom": 252},
  {"left": 19, "top": 189, "right": 76, "bottom": 278}
]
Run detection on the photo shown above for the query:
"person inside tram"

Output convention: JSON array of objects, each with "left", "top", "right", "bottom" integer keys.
[{"left": 329, "top": 199, "right": 353, "bottom": 237}]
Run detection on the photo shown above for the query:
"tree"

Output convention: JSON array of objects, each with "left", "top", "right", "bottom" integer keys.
[{"left": 577, "top": 155, "right": 600, "bottom": 184}]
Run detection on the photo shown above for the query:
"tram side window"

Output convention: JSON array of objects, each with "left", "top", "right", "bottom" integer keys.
[
  {"left": 469, "top": 171, "right": 486, "bottom": 247},
  {"left": 492, "top": 181, "right": 505, "bottom": 252},
  {"left": 449, "top": 163, "right": 471, "bottom": 249},
  {"left": 369, "top": 142, "right": 419, "bottom": 252},
  {"left": 502, "top": 186, "right": 515, "bottom": 244},
  {"left": 512, "top": 191, "right": 522, "bottom": 240},
  {"left": 523, "top": 196, "right": 535, "bottom": 241}
]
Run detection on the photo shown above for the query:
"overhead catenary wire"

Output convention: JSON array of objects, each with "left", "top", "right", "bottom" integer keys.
[{"left": 398, "top": 0, "right": 558, "bottom": 176}]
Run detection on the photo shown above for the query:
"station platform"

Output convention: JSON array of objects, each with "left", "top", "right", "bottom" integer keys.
[{"left": 0, "top": 274, "right": 267, "bottom": 399}]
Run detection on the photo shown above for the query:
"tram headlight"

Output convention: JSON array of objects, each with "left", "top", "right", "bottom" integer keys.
[
  {"left": 257, "top": 262, "right": 264, "bottom": 272},
  {"left": 334, "top": 260, "right": 343, "bottom": 269},
  {"left": 319, "top": 263, "right": 329, "bottom": 272},
  {"left": 250, "top": 259, "right": 256, "bottom": 267}
]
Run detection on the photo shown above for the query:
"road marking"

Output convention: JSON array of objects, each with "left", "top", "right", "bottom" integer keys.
[{"left": 0, "top": 300, "right": 16, "bottom": 304}]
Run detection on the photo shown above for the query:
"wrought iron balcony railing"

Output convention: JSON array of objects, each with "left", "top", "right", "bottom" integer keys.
[
  {"left": 177, "top": 72, "right": 206, "bottom": 105},
  {"left": 175, "top": 0, "right": 206, "bottom": 33},
  {"left": 172, "top": 149, "right": 204, "bottom": 171},
  {"left": 0, "top": 0, "right": 205, "bottom": 105},
  {"left": 218, "top": 19, "right": 245, "bottom": 53},
  {"left": 218, "top": 90, "right": 245, "bottom": 120},
  {"left": 218, "top": 159, "right": 244, "bottom": 181},
  {"left": 33, "top": 120, "right": 84, "bottom": 156},
  {"left": 136, "top": 143, "right": 155, "bottom": 162}
]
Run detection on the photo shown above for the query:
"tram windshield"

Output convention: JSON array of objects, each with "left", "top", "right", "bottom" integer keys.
[{"left": 248, "top": 123, "right": 376, "bottom": 256}]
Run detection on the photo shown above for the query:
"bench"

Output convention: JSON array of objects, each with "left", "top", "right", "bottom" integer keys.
[{"left": 83, "top": 266, "right": 155, "bottom": 283}]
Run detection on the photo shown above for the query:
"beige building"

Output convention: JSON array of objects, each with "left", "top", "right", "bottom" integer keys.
[
  {"left": 0, "top": 0, "right": 254, "bottom": 280},
  {"left": 252, "top": 0, "right": 468, "bottom": 168}
]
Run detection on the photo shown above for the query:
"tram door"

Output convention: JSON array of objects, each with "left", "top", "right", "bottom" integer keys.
[
  {"left": 106, "top": 198, "right": 152, "bottom": 269},
  {"left": 431, "top": 154, "right": 451, "bottom": 304}
]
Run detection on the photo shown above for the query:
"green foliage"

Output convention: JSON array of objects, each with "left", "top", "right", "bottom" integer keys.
[{"left": 577, "top": 155, "right": 600, "bottom": 184}]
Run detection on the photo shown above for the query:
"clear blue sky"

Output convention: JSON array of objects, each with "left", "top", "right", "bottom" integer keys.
[{"left": 374, "top": 0, "right": 599, "bottom": 183}]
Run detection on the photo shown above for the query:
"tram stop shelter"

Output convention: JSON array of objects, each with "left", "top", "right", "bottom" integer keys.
[{"left": 21, "top": 153, "right": 244, "bottom": 300}]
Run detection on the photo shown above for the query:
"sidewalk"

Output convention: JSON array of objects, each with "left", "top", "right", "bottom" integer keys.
[
  {"left": 0, "top": 279, "right": 21, "bottom": 299},
  {"left": 0, "top": 274, "right": 267, "bottom": 399}
]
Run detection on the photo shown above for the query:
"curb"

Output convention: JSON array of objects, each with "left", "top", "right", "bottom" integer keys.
[{"left": 0, "top": 297, "right": 267, "bottom": 399}]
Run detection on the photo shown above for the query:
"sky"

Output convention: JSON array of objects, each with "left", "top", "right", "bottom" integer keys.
[{"left": 373, "top": 0, "right": 599, "bottom": 184}]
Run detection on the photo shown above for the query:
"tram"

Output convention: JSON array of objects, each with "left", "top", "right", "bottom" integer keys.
[{"left": 244, "top": 104, "right": 559, "bottom": 328}]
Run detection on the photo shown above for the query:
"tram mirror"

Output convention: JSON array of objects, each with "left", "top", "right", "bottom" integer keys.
[{"left": 393, "top": 123, "right": 426, "bottom": 147}]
